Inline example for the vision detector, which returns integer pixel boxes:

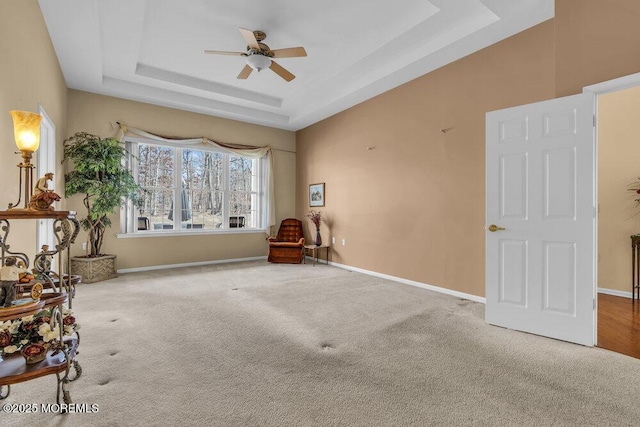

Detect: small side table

[632,235,640,300]
[304,245,330,266]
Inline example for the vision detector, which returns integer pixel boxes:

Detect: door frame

[36,104,56,252]
[584,72,640,346]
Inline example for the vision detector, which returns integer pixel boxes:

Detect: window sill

[116,228,267,239]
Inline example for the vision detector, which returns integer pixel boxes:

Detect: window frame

[120,136,268,236]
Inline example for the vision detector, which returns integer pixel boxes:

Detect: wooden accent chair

[268,218,305,263]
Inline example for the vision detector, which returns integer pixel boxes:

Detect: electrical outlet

[342,239,346,246]
[332,237,336,245]
[82,242,87,251]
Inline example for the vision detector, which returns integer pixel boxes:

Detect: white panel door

[486,93,596,346]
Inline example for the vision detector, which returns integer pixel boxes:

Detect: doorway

[484,71,640,354]
[591,80,640,359]
[36,104,55,252]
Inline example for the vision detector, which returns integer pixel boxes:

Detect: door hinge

[593,298,596,310]
[593,115,597,127]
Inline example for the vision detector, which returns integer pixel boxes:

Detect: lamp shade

[246,54,271,72]
[10,110,42,153]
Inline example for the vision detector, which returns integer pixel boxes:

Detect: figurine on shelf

[29,172,61,211]
[33,244,54,275]
[0,257,26,307]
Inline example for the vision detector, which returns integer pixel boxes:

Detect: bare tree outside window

[134,143,260,231]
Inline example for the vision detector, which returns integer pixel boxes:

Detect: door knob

[488,224,506,232]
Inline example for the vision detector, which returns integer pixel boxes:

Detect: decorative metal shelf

[0,210,82,404]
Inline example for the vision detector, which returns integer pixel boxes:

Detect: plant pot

[70,255,118,284]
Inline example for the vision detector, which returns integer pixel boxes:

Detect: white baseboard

[120,258,634,304]
[117,256,267,274]
[598,287,633,299]
[328,260,486,304]
[118,256,485,304]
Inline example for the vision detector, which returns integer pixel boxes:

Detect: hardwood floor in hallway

[598,293,640,359]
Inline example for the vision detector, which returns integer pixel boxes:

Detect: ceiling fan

[204,28,307,82]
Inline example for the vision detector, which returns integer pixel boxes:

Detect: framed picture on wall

[309,183,325,207]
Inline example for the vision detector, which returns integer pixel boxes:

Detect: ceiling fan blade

[269,60,295,82]
[237,64,253,79]
[204,50,246,56]
[271,47,307,58]
[239,27,260,50]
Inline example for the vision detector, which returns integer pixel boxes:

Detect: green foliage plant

[63,132,139,257]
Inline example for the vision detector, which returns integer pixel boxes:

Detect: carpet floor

[3,260,640,426]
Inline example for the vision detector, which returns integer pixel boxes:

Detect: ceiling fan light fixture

[246,54,271,72]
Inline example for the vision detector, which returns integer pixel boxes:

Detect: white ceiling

[38,0,553,131]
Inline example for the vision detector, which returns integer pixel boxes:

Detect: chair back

[138,217,150,230]
[230,216,245,228]
[276,218,303,242]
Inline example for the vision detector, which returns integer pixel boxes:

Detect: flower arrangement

[0,308,79,356]
[307,210,322,229]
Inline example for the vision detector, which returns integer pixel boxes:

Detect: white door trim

[36,104,56,252]
[583,72,640,96]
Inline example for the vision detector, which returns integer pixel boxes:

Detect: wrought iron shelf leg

[0,385,10,400]
[55,372,61,404]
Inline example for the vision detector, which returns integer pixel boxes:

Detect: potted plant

[63,132,139,283]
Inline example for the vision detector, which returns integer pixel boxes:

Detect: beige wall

[297,0,640,298]
[66,90,296,269]
[297,21,556,297]
[555,0,640,97]
[598,86,640,293]
[0,0,68,258]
